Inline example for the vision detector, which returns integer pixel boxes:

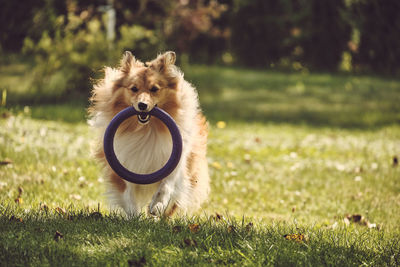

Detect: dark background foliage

[1,0,399,99]
[2,0,399,71]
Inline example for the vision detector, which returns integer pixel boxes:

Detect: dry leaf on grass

[40,203,49,212]
[0,158,12,165]
[55,207,66,215]
[344,214,378,229]
[227,225,236,233]
[183,238,197,247]
[89,211,103,219]
[54,231,64,241]
[128,256,146,267]
[245,222,254,232]
[188,223,200,233]
[1,112,11,119]
[172,225,183,233]
[9,215,23,223]
[284,233,306,242]
[393,156,398,167]
[214,212,224,221]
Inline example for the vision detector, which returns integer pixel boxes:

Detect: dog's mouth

[137,113,151,125]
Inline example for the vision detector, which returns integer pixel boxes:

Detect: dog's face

[112,51,180,125]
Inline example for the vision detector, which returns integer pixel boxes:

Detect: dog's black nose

[138,102,148,111]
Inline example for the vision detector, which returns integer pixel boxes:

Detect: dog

[88,51,209,217]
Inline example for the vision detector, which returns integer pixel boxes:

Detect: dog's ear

[147,51,176,72]
[119,51,139,73]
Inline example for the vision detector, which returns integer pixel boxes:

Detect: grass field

[1,63,400,266]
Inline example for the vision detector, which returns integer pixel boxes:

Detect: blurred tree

[231,0,296,67]
[2,0,400,81]
[350,0,400,74]
[114,0,228,64]
[300,0,351,71]
[230,0,351,71]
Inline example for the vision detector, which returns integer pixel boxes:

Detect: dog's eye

[131,86,139,93]
[150,86,159,93]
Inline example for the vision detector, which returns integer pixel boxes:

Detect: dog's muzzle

[137,113,151,124]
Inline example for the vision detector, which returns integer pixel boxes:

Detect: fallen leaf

[188,223,200,233]
[245,222,253,232]
[54,231,64,241]
[89,211,103,219]
[347,214,362,223]
[40,203,49,212]
[14,198,23,204]
[284,233,305,242]
[128,256,146,267]
[344,214,378,229]
[183,238,197,247]
[0,158,12,165]
[393,156,398,167]
[214,212,224,221]
[1,112,11,119]
[18,186,23,196]
[227,225,236,233]
[55,207,66,215]
[172,225,183,233]
[9,215,23,222]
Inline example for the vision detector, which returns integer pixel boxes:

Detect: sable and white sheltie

[88,51,209,217]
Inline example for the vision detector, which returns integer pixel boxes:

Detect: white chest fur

[113,127,172,175]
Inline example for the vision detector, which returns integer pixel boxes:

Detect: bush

[23,13,161,98]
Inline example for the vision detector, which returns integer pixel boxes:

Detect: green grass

[186,65,400,128]
[1,64,400,266]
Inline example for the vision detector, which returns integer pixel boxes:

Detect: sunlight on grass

[1,111,399,230]
[185,65,400,127]
[1,65,400,265]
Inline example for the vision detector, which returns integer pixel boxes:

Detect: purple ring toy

[103,106,182,184]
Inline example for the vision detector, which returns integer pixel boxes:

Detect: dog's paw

[149,202,165,217]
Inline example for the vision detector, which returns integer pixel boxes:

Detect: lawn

[1,64,400,266]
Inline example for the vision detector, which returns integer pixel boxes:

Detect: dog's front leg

[149,168,183,217]
[122,184,141,218]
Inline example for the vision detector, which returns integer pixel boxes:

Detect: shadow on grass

[185,65,400,129]
[3,65,400,128]
[1,213,398,266]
